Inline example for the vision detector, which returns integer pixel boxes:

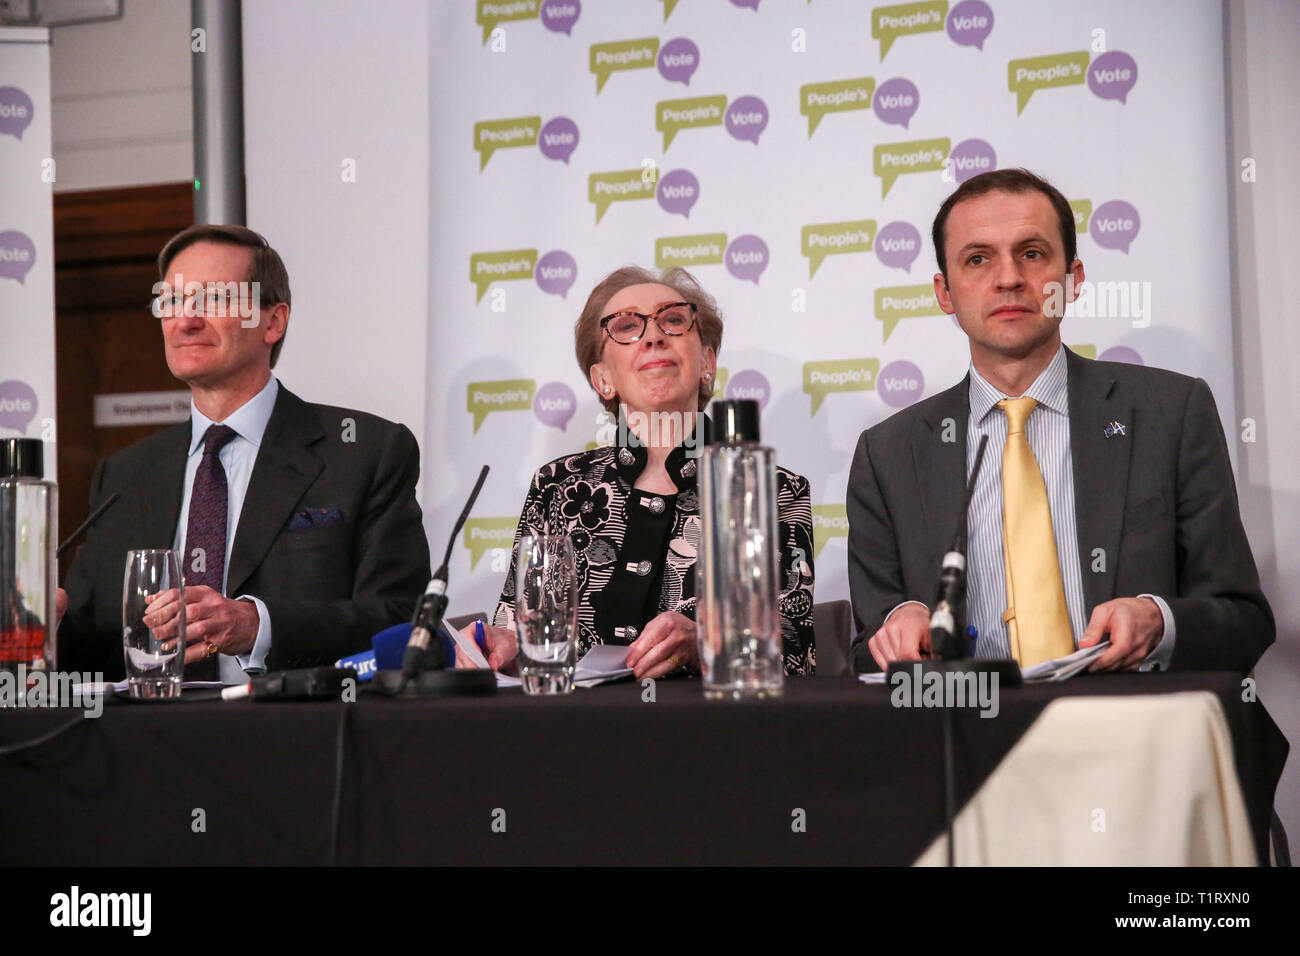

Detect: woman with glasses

[459,266,815,679]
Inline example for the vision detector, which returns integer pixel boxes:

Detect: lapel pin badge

[1103,420,1127,438]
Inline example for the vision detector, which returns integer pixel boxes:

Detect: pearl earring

[603,386,613,395]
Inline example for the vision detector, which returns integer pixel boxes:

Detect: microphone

[930,435,988,660]
[57,492,121,558]
[400,465,490,680]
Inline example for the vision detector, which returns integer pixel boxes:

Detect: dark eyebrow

[955,234,1052,259]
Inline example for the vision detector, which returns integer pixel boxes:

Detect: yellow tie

[997,397,1074,667]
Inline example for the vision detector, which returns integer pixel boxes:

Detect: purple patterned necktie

[184,424,238,679]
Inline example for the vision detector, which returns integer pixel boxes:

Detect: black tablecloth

[0,673,1288,865]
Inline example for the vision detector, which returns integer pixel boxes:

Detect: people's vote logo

[657,169,700,218]
[874,138,949,197]
[658,37,699,85]
[654,232,726,271]
[463,517,519,569]
[803,359,879,415]
[875,285,944,342]
[0,231,37,285]
[476,0,580,43]
[534,250,577,297]
[872,1,947,60]
[474,116,540,170]
[540,0,580,35]
[538,117,579,164]
[801,220,876,279]
[945,0,992,50]
[873,77,919,129]
[724,369,771,410]
[468,379,535,433]
[1069,199,1093,236]
[1009,49,1138,115]
[812,504,849,558]
[948,138,996,183]
[725,235,768,284]
[1089,201,1140,253]
[470,249,538,302]
[589,169,656,224]
[877,360,925,408]
[801,77,875,138]
[0,87,35,141]
[591,37,659,93]
[0,381,38,434]
[874,221,921,273]
[533,381,576,430]
[657,94,768,150]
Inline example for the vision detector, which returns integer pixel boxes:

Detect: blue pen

[474,618,488,654]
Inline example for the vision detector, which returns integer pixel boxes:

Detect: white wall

[242,0,430,452]
[1227,0,1300,850]
[49,0,191,191]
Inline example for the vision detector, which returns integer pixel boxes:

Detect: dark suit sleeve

[846,429,910,673]
[59,460,118,676]
[260,423,431,668]
[1163,379,1274,672]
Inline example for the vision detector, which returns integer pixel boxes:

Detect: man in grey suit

[848,168,1273,674]
[57,225,431,681]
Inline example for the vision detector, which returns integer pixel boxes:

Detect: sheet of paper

[444,620,491,669]
[857,642,1112,685]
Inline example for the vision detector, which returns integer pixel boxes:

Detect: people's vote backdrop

[423,0,1235,618]
[0,28,56,476]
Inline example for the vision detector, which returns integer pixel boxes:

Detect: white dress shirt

[173,375,279,683]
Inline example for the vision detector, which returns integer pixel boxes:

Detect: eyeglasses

[599,302,698,345]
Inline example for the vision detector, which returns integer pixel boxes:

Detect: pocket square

[287,507,344,532]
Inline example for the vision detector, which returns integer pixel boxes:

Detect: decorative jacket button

[647,496,665,515]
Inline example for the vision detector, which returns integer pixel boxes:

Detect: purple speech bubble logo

[538,116,579,164]
[877,360,925,408]
[0,380,38,433]
[725,234,769,284]
[0,87,34,141]
[725,95,768,145]
[1099,346,1144,366]
[1088,51,1138,104]
[949,138,996,184]
[534,381,577,431]
[540,0,580,35]
[0,231,37,285]
[729,0,760,9]
[873,78,919,129]
[875,221,923,273]
[1090,200,1141,254]
[725,369,771,411]
[657,169,700,218]
[657,37,699,86]
[535,250,578,298]
[946,0,994,50]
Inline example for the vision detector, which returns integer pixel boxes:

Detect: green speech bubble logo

[799,77,876,137]
[476,0,539,44]
[812,503,849,558]
[803,358,879,415]
[470,249,538,303]
[463,516,519,569]
[588,169,657,224]
[474,116,540,171]
[1068,343,1096,360]
[656,94,727,151]
[712,366,729,395]
[875,284,943,342]
[1069,198,1093,236]
[873,137,949,198]
[467,378,535,433]
[872,1,947,60]
[1008,50,1090,116]
[590,37,659,94]
[654,232,727,270]
[802,219,877,278]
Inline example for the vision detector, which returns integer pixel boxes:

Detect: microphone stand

[373,466,497,699]
[885,436,1021,866]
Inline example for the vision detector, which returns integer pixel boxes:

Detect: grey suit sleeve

[1164,378,1274,672]
[846,429,909,673]
[261,423,431,668]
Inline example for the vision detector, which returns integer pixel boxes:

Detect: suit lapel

[140,423,190,549]
[1067,350,1132,611]
[226,387,325,596]
[912,376,970,554]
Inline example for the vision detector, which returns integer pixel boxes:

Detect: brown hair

[574,265,724,413]
[157,224,292,368]
[931,167,1077,280]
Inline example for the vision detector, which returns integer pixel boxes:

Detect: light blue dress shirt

[890,347,1175,670]
[173,375,279,683]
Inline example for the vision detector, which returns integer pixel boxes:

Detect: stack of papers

[493,644,634,689]
[856,641,1112,685]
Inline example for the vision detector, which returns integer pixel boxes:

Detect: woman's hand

[625,611,699,679]
[455,622,518,672]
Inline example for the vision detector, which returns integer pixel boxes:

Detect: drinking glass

[122,549,185,698]
[514,534,578,695]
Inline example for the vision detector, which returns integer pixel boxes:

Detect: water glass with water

[514,534,578,695]
[122,549,185,698]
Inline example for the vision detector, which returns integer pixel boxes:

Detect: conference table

[0,671,1287,866]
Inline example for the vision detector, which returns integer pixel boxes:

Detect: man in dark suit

[58,225,430,681]
[847,168,1273,675]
